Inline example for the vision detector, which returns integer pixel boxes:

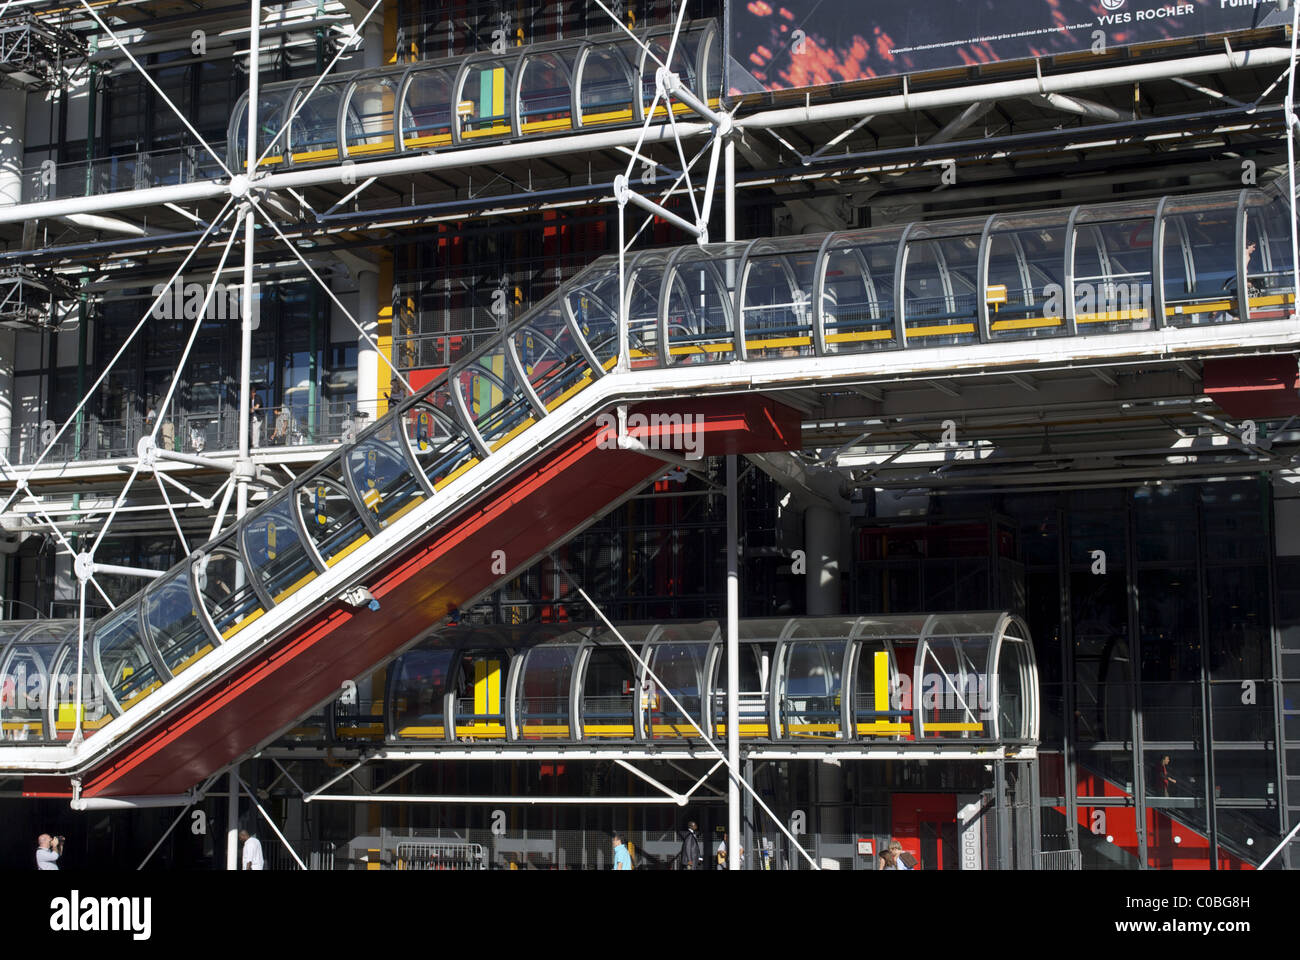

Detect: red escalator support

[23,395,801,798]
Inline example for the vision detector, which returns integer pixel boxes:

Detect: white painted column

[805,504,842,616]
[0,329,13,459]
[355,266,380,425]
[0,84,26,206]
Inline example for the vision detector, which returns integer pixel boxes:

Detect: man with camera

[35,833,61,870]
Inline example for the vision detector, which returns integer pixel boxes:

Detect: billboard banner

[727,1,1286,95]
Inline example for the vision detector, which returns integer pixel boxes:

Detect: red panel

[40,395,799,797]
[891,793,957,870]
[1203,354,1300,419]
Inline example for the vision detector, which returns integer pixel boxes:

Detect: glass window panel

[564,264,621,368]
[624,255,666,369]
[289,83,342,159]
[741,247,817,358]
[452,649,509,739]
[1072,219,1155,333]
[242,498,318,603]
[581,646,635,738]
[346,419,426,528]
[820,239,899,353]
[458,57,515,139]
[51,642,112,740]
[1138,567,1199,683]
[402,68,454,147]
[519,53,572,134]
[453,348,535,451]
[1141,681,1202,742]
[986,225,1067,341]
[666,253,736,364]
[578,45,634,126]
[1205,566,1270,682]
[781,640,844,739]
[513,302,596,409]
[713,643,770,736]
[1162,201,1238,327]
[1,638,55,741]
[344,79,397,154]
[1244,189,1295,320]
[645,642,708,738]
[194,544,264,641]
[390,647,454,739]
[143,571,214,679]
[519,645,576,739]
[902,236,980,345]
[402,395,480,491]
[93,605,164,713]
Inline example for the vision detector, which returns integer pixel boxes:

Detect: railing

[20,143,229,203]
[1036,849,1082,870]
[6,401,358,465]
[395,841,487,870]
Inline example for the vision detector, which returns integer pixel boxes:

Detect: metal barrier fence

[1037,849,1082,870]
[395,841,487,870]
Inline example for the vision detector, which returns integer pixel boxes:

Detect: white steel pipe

[71,794,197,810]
[725,454,740,869]
[737,47,1294,131]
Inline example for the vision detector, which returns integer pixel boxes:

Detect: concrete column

[363,19,384,70]
[0,84,26,206]
[356,267,380,425]
[805,504,842,616]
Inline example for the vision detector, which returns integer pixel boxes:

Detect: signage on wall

[727,1,1284,96]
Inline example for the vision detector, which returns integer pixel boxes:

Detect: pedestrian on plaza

[239,829,264,871]
[35,833,61,870]
[679,820,704,870]
[879,839,914,870]
[612,833,633,871]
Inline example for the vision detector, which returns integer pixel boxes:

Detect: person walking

[35,833,61,870]
[612,833,633,871]
[239,829,264,871]
[679,820,704,870]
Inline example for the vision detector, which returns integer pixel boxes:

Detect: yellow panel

[856,722,911,735]
[489,416,537,452]
[825,329,893,344]
[170,643,215,676]
[455,724,507,738]
[396,725,446,738]
[220,606,265,641]
[402,133,453,150]
[924,722,985,732]
[874,650,889,715]
[908,322,976,337]
[742,335,812,351]
[325,533,372,567]
[989,316,1062,331]
[432,456,481,492]
[273,570,317,604]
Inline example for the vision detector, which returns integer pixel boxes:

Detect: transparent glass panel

[712,644,771,736]
[242,497,318,603]
[578,45,634,126]
[51,641,112,740]
[346,419,426,528]
[853,641,903,739]
[193,543,264,642]
[903,236,980,345]
[452,649,509,739]
[402,68,454,147]
[453,346,535,451]
[986,225,1068,340]
[916,635,992,738]
[997,640,1029,740]
[1,636,55,741]
[512,301,596,410]
[1161,197,1239,327]
[820,237,899,353]
[93,605,164,712]
[519,644,576,739]
[666,252,735,364]
[1244,189,1296,320]
[563,262,621,369]
[289,83,342,159]
[402,393,480,491]
[780,640,844,739]
[581,646,636,739]
[390,647,454,739]
[233,91,290,167]
[645,642,709,739]
[1073,219,1155,333]
[624,254,667,369]
[344,78,398,155]
[458,57,516,139]
[519,53,573,134]
[298,462,371,566]
[143,570,215,679]
[636,33,698,117]
[742,245,818,358]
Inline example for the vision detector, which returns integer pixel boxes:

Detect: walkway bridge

[0,180,1295,798]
